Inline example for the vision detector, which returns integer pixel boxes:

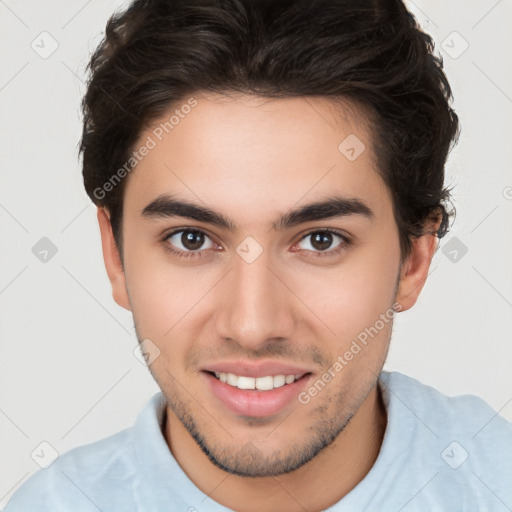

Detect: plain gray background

[1,0,511,507]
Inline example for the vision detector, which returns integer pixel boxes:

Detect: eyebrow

[141,193,374,231]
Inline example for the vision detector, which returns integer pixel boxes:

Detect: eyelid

[162,226,351,258]
[166,229,216,253]
[162,226,218,242]
[160,228,215,261]
[298,226,351,241]
[295,228,350,253]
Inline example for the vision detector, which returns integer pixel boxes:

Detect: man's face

[115,94,403,476]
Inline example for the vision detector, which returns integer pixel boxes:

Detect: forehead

[123,93,392,226]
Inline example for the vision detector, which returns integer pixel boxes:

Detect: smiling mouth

[207,371,307,391]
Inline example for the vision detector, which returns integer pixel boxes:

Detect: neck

[164,383,387,512]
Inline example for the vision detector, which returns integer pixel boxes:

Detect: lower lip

[204,372,311,418]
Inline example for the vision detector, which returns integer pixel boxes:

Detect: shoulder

[4,392,166,511]
[381,370,512,439]
[4,427,136,512]
[379,371,512,507]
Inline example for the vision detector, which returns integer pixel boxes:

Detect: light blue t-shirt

[4,371,512,511]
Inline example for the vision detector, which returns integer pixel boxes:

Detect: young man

[6,0,511,510]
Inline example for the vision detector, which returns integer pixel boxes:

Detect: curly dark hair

[79,0,459,264]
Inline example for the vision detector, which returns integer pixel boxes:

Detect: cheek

[127,265,200,378]
[305,232,400,343]
[128,268,200,335]
[124,219,400,350]
[125,242,220,346]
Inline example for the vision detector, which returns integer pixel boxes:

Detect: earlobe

[97,207,131,311]
[395,231,439,312]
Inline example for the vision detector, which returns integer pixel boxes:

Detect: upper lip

[202,360,312,378]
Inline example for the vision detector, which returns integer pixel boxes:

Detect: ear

[395,218,441,312]
[97,207,131,311]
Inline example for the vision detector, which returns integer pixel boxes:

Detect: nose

[214,247,296,352]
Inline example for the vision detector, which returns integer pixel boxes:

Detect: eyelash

[161,228,351,260]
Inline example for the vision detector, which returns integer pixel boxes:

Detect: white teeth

[273,375,286,388]
[256,376,274,390]
[227,373,238,386]
[214,372,300,390]
[237,376,256,390]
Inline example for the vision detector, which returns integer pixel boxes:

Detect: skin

[98,93,439,512]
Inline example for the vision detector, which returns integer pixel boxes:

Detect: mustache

[186,341,330,370]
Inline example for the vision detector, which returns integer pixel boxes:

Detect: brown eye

[297,230,349,255]
[311,232,334,251]
[165,229,214,253]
